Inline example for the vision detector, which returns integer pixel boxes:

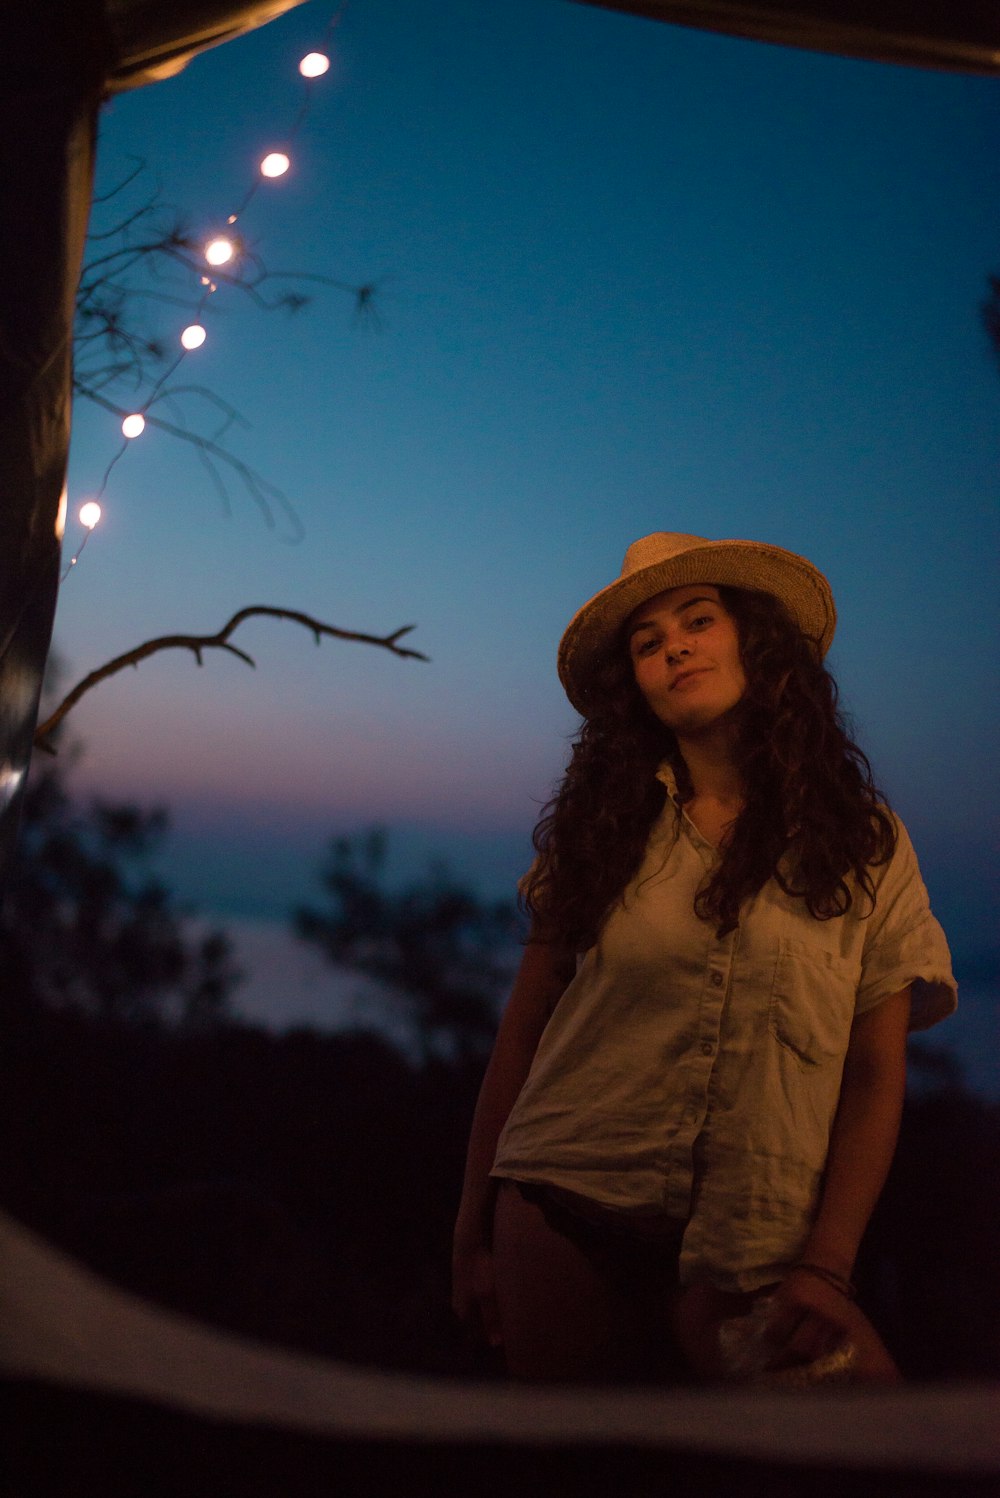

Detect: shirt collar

[655,759,682,805]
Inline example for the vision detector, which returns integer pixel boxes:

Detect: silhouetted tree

[6,803,997,1379]
[1,749,238,1028]
[862,1057,1000,1379]
[294,829,522,1060]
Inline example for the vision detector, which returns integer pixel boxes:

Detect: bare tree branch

[73,182,384,530]
[75,388,303,537]
[34,608,428,753]
[89,155,147,207]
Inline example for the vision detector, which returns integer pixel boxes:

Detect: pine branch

[34,607,428,753]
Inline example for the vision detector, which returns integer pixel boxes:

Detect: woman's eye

[634,636,659,657]
[687,613,713,630]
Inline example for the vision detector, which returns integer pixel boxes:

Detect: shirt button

[710,971,724,988]
[701,1040,714,1056]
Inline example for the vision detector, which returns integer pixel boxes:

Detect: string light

[70,11,341,582]
[260,152,290,178]
[299,52,330,78]
[61,499,103,578]
[205,236,235,266]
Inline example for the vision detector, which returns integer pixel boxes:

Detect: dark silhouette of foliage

[294,829,523,1060]
[4,978,996,1381]
[1,994,488,1375]
[3,784,996,1381]
[0,753,238,1028]
[860,1061,1000,1380]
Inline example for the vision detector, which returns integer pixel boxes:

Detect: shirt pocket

[769,937,858,1066]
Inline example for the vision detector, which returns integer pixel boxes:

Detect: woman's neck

[675,726,744,806]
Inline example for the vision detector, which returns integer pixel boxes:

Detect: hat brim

[558,539,836,716]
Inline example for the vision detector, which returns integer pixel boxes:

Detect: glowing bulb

[121,413,145,439]
[260,151,290,178]
[205,236,235,267]
[299,52,329,78]
[79,501,102,530]
[181,324,207,350]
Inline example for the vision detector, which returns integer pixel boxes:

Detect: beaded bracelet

[794,1261,857,1300]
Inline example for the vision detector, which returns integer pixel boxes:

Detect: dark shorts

[512,1181,685,1294]
[501,1181,690,1382]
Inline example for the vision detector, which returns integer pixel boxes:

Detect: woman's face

[627,584,746,737]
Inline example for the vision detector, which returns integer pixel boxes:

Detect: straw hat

[558,531,836,715]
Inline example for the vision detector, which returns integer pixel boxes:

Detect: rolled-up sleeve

[856,817,957,1031]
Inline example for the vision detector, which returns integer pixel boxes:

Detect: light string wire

[62,4,349,580]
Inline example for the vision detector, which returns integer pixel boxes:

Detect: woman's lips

[670,667,711,691]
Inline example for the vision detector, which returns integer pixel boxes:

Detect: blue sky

[55,0,998,1045]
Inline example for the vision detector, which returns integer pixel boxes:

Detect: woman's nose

[665,639,692,665]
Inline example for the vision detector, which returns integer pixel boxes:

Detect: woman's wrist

[798,1231,858,1286]
[792,1261,857,1300]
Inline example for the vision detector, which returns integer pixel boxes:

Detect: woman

[452,531,956,1385]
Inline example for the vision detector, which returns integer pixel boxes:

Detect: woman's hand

[761,1266,854,1368]
[451,1240,503,1348]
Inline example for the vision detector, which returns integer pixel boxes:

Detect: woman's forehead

[629,583,723,625]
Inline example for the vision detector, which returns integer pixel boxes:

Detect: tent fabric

[1,1211,998,1472]
[578,1,1000,74]
[103,0,308,92]
[0,0,109,882]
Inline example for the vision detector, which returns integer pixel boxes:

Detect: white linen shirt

[491,763,957,1292]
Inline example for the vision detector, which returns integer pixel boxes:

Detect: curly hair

[523,585,896,949]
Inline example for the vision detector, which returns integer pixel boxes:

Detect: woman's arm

[766,984,912,1369]
[451,936,575,1343]
[801,983,911,1282]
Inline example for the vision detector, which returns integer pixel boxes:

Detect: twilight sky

[55,0,997,1049]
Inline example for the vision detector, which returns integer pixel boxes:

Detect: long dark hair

[523,585,896,949]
